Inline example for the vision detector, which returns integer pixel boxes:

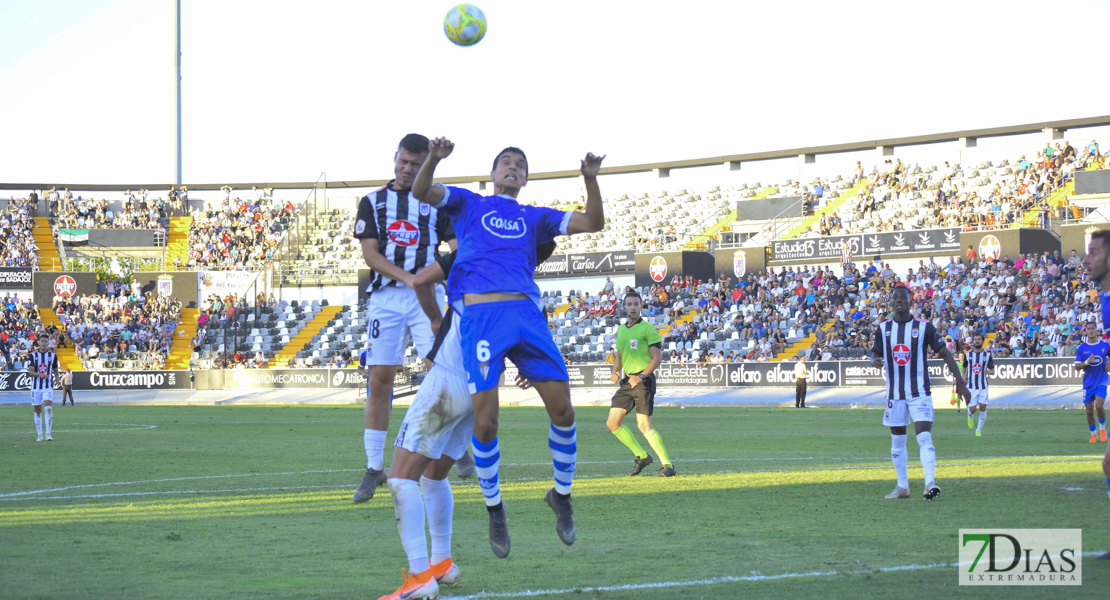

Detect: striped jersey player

[351,134,456,504]
[963,333,995,436]
[28,336,60,441]
[871,285,969,501]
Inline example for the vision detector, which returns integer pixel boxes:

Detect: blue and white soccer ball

[444,4,487,47]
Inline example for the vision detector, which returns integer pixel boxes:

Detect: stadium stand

[3,124,1109,375]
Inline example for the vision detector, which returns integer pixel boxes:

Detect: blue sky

[3,0,1110,186]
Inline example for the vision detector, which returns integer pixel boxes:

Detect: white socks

[977,411,987,432]
[891,434,909,489]
[34,413,43,435]
[364,429,386,470]
[387,478,430,574]
[917,431,936,485]
[420,476,453,565]
[44,406,52,435]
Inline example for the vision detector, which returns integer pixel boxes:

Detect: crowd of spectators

[641,245,1095,365]
[54,290,184,370]
[800,141,1099,239]
[0,294,54,371]
[181,196,295,270]
[0,202,38,268]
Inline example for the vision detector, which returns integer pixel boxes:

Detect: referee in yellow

[606,290,675,477]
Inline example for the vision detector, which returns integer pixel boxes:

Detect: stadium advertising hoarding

[533,251,635,279]
[735,196,803,221]
[133,272,200,308]
[0,267,33,288]
[1074,169,1110,195]
[770,228,961,262]
[32,271,97,307]
[0,371,62,392]
[197,270,265,299]
[1060,223,1110,257]
[195,368,364,390]
[499,358,1083,389]
[960,229,1060,263]
[74,370,191,390]
[633,251,715,288]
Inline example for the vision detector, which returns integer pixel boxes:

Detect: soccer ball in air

[444,4,487,47]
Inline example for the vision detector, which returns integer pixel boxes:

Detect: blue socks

[549,423,577,496]
[472,436,501,507]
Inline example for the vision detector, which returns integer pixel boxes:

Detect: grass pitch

[1,403,1107,599]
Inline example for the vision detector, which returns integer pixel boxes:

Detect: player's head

[972,332,984,350]
[890,285,912,317]
[622,290,643,320]
[1085,320,1101,342]
[393,133,430,190]
[491,147,529,192]
[1085,230,1110,285]
[37,335,49,351]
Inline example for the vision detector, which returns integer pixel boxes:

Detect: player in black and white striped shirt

[963,333,995,437]
[351,134,458,503]
[872,285,969,501]
[28,336,60,441]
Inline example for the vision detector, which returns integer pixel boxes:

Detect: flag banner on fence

[59,229,89,246]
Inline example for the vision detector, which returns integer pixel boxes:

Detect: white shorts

[365,285,445,366]
[970,388,989,406]
[31,390,54,406]
[394,366,473,461]
[882,395,934,427]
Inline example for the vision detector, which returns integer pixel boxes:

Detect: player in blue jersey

[1074,321,1109,443]
[1082,229,1110,509]
[412,137,605,557]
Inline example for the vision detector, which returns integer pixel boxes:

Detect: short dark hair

[493,147,528,176]
[398,133,429,155]
[623,290,642,303]
[892,285,911,297]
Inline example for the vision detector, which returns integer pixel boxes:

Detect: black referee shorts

[610,373,657,416]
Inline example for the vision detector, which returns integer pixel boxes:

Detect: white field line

[0,423,158,435]
[441,553,1106,600]
[0,457,1101,502]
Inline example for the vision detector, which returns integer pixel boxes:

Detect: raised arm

[412,137,453,206]
[566,153,606,235]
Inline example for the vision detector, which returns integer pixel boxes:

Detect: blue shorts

[1084,384,1107,405]
[461,299,568,394]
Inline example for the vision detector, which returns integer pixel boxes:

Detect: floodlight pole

[174,0,182,185]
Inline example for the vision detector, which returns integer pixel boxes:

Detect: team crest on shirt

[892,344,911,366]
[419,203,430,216]
[388,220,419,246]
[630,339,638,349]
[355,219,366,235]
[972,364,983,374]
[911,329,919,338]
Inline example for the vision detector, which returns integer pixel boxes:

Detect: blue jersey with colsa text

[1101,291,1110,333]
[434,184,570,307]
[1076,339,1110,390]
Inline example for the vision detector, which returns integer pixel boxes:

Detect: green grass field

[1,403,1107,599]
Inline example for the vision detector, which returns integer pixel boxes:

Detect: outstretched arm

[412,137,453,206]
[566,153,606,234]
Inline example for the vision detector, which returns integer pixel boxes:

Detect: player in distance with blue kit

[1082,229,1110,511]
[412,137,605,557]
[1074,321,1109,444]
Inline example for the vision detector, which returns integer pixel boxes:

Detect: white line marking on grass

[0,469,351,499]
[0,423,158,436]
[442,553,1107,599]
[2,456,1101,502]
